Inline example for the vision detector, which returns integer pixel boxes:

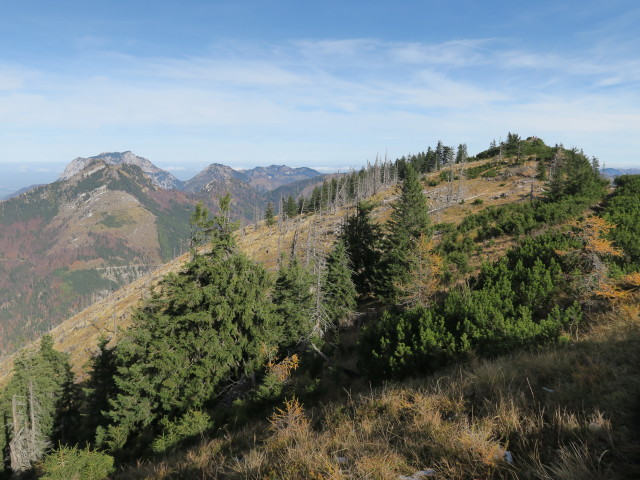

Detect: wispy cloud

[0,36,638,168]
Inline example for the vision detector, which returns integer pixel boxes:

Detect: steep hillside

[108,168,639,480]
[0,160,196,356]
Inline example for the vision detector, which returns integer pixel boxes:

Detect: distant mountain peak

[59,151,183,190]
[242,165,322,192]
[184,163,322,194]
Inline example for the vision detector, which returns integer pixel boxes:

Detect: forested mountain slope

[0,160,196,355]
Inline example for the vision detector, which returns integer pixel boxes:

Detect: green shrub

[358,307,456,379]
[605,175,640,268]
[359,233,584,380]
[40,445,114,480]
[152,410,213,454]
[472,198,484,205]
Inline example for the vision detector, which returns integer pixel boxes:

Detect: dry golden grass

[111,290,640,479]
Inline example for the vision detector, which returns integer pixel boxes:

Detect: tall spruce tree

[322,240,357,327]
[341,200,383,297]
[80,336,117,446]
[546,148,607,203]
[379,164,431,302]
[96,198,280,452]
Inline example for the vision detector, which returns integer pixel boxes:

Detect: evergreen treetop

[272,254,315,351]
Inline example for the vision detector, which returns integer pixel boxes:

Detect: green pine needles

[97,199,280,452]
[379,164,431,302]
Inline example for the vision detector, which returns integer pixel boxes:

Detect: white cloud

[389,39,491,67]
[0,37,639,169]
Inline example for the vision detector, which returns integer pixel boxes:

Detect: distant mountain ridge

[183,163,247,193]
[1,184,46,200]
[603,167,640,178]
[241,165,323,192]
[0,152,329,355]
[58,152,323,194]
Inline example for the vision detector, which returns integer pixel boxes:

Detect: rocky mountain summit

[183,163,247,193]
[58,151,184,190]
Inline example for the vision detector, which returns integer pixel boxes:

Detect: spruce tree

[322,240,357,327]
[265,202,276,226]
[97,199,279,452]
[80,337,117,445]
[284,195,298,218]
[341,200,383,297]
[546,148,607,203]
[272,255,315,350]
[379,164,431,302]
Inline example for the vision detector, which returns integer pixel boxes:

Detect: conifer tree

[379,164,431,302]
[322,240,357,327]
[341,200,383,297]
[546,148,607,203]
[272,255,315,350]
[0,336,75,474]
[80,336,116,445]
[265,202,276,226]
[284,195,298,218]
[97,198,279,452]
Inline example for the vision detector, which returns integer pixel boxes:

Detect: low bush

[39,445,114,480]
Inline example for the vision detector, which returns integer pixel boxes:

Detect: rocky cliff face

[58,151,184,190]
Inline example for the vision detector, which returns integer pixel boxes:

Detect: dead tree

[9,394,29,475]
[457,162,465,203]
[9,381,49,475]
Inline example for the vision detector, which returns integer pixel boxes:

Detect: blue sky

[1,0,639,195]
